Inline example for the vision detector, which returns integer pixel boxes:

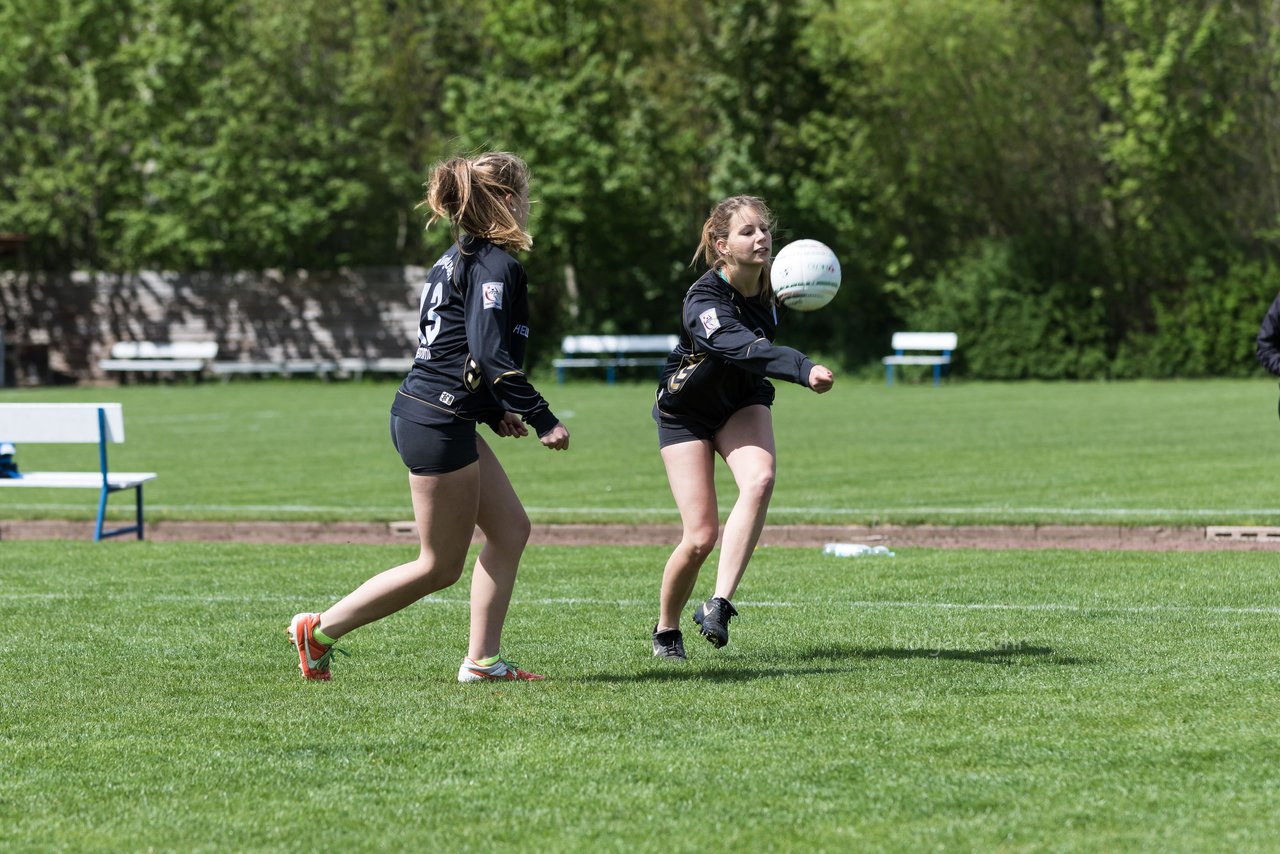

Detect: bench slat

[100,359,207,372]
[552,357,669,367]
[890,332,957,350]
[560,334,679,354]
[0,471,157,488]
[111,341,218,359]
[0,402,126,443]
[882,355,952,366]
[211,361,285,374]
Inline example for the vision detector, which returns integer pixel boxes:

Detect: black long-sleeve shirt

[655,268,815,427]
[391,237,558,436]
[1258,292,1280,376]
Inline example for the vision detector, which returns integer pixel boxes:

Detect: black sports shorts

[652,396,773,449]
[389,414,478,475]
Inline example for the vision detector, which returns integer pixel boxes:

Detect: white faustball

[771,239,841,312]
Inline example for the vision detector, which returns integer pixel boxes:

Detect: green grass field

[2,377,1279,526]
[3,541,1279,851]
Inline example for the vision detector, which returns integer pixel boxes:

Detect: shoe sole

[458,665,546,682]
[699,627,728,648]
[693,601,734,648]
[693,610,728,648]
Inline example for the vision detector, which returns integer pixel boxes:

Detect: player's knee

[742,467,776,503]
[484,510,531,554]
[505,512,532,550]
[684,525,718,559]
[414,552,466,588]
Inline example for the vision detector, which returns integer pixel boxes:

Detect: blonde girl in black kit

[650,196,835,659]
[288,151,570,683]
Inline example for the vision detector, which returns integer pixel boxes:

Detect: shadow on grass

[809,643,1094,667]
[576,642,1093,683]
[577,665,839,684]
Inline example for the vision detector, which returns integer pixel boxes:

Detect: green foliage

[433,0,710,348]
[1123,255,1280,377]
[2,0,1279,375]
[896,240,1111,379]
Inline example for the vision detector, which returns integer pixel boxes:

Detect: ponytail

[419,151,532,252]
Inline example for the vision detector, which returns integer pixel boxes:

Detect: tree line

[3,0,1278,377]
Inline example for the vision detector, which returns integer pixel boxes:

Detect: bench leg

[135,484,145,540]
[94,484,145,541]
[94,485,109,542]
[885,364,894,386]
[933,364,941,386]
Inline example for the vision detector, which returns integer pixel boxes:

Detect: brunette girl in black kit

[289,151,570,683]
[650,196,835,659]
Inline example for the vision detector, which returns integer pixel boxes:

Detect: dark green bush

[895,241,1110,379]
[1121,256,1280,378]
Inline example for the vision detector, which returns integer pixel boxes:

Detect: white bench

[882,332,958,386]
[553,334,679,383]
[99,341,218,378]
[340,358,413,381]
[0,402,156,540]
[210,357,412,381]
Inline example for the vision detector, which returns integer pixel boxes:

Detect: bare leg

[711,405,776,601]
[318,462,479,639]
[467,435,532,661]
[657,439,718,630]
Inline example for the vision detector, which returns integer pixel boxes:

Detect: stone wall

[0,267,425,384]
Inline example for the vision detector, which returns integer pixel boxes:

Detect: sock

[313,626,337,646]
[474,654,501,667]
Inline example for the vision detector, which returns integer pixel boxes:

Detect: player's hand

[492,412,528,438]
[540,422,570,450]
[809,364,834,393]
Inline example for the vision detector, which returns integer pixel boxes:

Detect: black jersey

[655,268,815,427]
[391,237,559,436]
[1258,291,1280,376]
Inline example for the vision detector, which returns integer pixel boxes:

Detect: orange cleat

[287,612,347,681]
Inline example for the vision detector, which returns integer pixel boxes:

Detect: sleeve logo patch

[698,308,721,336]
[481,282,503,310]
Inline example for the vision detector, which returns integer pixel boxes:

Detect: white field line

[7,502,1280,518]
[3,592,1278,616]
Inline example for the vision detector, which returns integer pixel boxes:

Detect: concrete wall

[0,267,425,384]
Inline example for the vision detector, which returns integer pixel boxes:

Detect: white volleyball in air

[771,239,841,312]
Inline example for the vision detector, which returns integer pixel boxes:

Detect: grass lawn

[3,540,1279,851]
[2,377,1279,527]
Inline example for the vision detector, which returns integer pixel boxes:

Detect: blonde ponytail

[419,151,533,252]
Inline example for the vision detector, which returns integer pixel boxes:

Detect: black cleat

[651,626,687,660]
[692,597,738,648]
